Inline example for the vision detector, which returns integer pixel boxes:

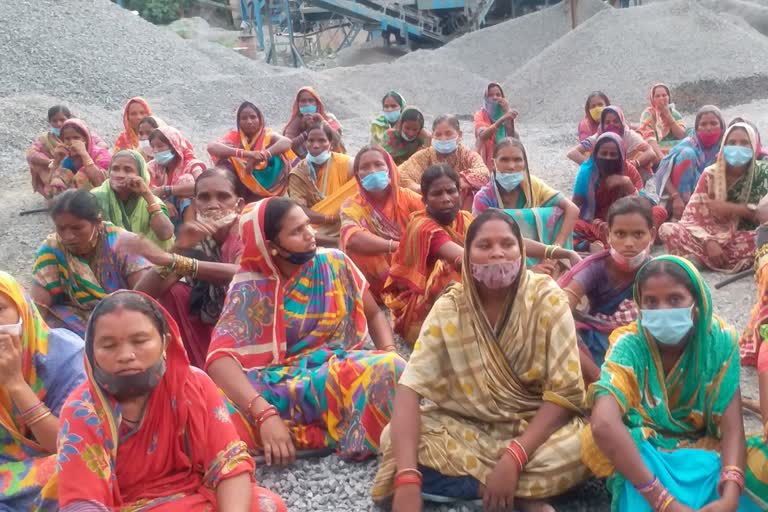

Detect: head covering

[641,83,683,142]
[114,97,153,151]
[710,122,758,203]
[147,125,204,187]
[287,87,328,122]
[491,139,535,206]
[482,82,506,121]
[598,106,628,136]
[572,132,627,222]
[379,106,426,164]
[60,118,112,166]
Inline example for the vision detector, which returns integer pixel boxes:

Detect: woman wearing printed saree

[559,197,654,383]
[582,256,762,512]
[638,83,686,160]
[113,96,153,152]
[30,190,151,337]
[55,290,286,512]
[578,91,610,142]
[0,271,85,511]
[373,209,589,512]
[287,123,355,245]
[572,132,666,252]
[399,114,490,210]
[208,101,293,203]
[474,82,520,169]
[137,115,160,162]
[380,106,430,165]
[340,145,424,299]
[659,122,768,273]
[47,118,111,199]
[370,90,407,146]
[654,105,725,220]
[283,86,345,160]
[91,150,174,250]
[206,196,405,465]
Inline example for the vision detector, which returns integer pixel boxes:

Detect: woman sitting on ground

[283,86,345,160]
[638,83,686,161]
[55,290,286,511]
[582,255,762,512]
[136,115,160,162]
[578,91,610,142]
[659,122,768,273]
[399,114,489,210]
[474,82,520,169]
[148,125,207,224]
[206,197,405,465]
[113,96,153,152]
[653,105,725,220]
[372,210,589,512]
[30,190,150,337]
[370,90,407,146]
[46,119,111,198]
[91,150,174,250]
[0,272,85,511]
[127,168,245,368]
[340,145,424,299]
[559,197,654,383]
[287,123,355,246]
[380,106,430,165]
[208,101,293,202]
[571,132,667,252]
[567,106,657,180]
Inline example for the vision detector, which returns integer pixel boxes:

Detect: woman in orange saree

[283,86,345,161]
[113,97,153,152]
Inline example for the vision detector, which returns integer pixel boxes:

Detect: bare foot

[518,498,556,512]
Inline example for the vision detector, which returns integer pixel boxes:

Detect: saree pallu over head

[474,82,516,168]
[370,90,406,144]
[380,106,427,165]
[580,106,649,160]
[581,256,740,487]
[282,87,344,146]
[54,119,112,190]
[573,132,628,223]
[206,198,370,371]
[114,97,152,151]
[56,291,257,509]
[638,83,685,144]
[147,125,206,189]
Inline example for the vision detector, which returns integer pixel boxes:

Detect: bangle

[718,467,745,496]
[453,254,463,267]
[19,401,46,419]
[171,254,198,278]
[246,394,262,415]
[635,476,660,494]
[26,409,52,427]
[395,468,423,479]
[383,344,397,352]
[388,239,394,253]
[653,488,670,511]
[236,149,244,158]
[659,496,675,512]
[394,474,423,489]
[504,445,524,471]
[255,406,279,428]
[82,158,95,167]
[147,203,162,215]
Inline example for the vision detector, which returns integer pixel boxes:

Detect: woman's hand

[0,333,24,389]
[697,497,738,512]
[564,249,582,267]
[176,220,216,249]
[115,232,173,267]
[164,200,179,220]
[604,174,629,191]
[672,196,685,219]
[49,177,67,195]
[531,260,557,276]
[126,176,150,197]
[53,144,69,163]
[483,452,519,511]
[704,240,726,267]
[245,151,266,163]
[392,484,423,512]
[69,140,89,159]
[259,415,295,466]
[707,199,733,221]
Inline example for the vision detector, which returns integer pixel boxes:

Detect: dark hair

[492,137,528,162]
[138,116,160,130]
[607,196,654,230]
[420,163,459,197]
[236,101,261,128]
[432,114,460,132]
[353,144,389,175]
[148,128,176,154]
[263,197,298,242]
[651,84,671,100]
[695,105,724,132]
[381,91,405,108]
[306,123,335,142]
[593,135,624,172]
[727,117,758,141]
[465,208,521,252]
[194,167,239,196]
[50,189,102,223]
[636,259,696,299]
[584,91,610,116]
[89,291,169,341]
[400,107,424,127]
[48,105,72,121]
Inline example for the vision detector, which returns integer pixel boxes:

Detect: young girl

[370,90,407,145]
[559,196,655,383]
[380,107,430,165]
[578,91,610,142]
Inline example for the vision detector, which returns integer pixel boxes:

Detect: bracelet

[659,496,675,512]
[653,488,670,512]
[544,245,556,259]
[147,203,162,215]
[635,476,660,494]
[19,401,46,419]
[255,406,279,428]
[395,468,423,479]
[718,467,745,496]
[246,394,262,415]
[388,239,394,253]
[26,409,53,427]
[236,149,244,158]
[504,445,525,471]
[171,254,198,278]
[394,474,423,489]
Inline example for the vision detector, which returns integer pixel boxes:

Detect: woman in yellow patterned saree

[373,209,589,512]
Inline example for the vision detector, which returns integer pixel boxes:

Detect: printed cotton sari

[369,90,406,146]
[207,198,405,459]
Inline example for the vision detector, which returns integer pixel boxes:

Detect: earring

[271,249,278,256]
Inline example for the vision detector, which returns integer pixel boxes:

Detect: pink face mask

[605,124,623,135]
[697,130,722,148]
[610,246,650,273]
[470,259,521,289]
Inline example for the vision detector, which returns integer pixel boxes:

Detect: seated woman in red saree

[55,290,286,512]
[282,86,345,161]
[207,101,293,203]
[340,145,424,299]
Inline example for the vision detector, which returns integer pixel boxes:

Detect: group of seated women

[8,82,768,511]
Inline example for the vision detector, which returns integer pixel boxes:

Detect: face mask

[641,305,694,346]
[282,248,316,266]
[597,157,622,175]
[153,150,175,166]
[697,130,722,148]
[383,110,401,124]
[0,318,22,336]
[427,205,459,226]
[484,99,500,114]
[432,138,458,155]
[93,357,166,401]
[605,124,623,135]
[589,106,604,122]
[610,246,649,273]
[361,170,390,192]
[471,259,521,289]
[307,150,331,165]
[138,139,154,156]
[401,131,417,142]
[196,210,237,229]
[495,171,524,192]
[299,104,318,115]
[50,126,61,137]
[723,145,753,167]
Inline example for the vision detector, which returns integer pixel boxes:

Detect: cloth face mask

[640,305,694,345]
[361,170,390,192]
[50,126,62,137]
[723,145,753,167]
[697,130,722,148]
[299,104,318,115]
[610,246,650,273]
[93,357,166,401]
[307,150,331,165]
[496,171,524,192]
[432,138,458,155]
[0,318,22,336]
[383,110,401,124]
[589,106,604,123]
[470,259,521,289]
[153,150,175,166]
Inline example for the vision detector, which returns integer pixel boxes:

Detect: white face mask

[0,318,22,336]
[138,139,153,156]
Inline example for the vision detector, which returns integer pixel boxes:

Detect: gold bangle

[171,254,198,278]
[147,203,162,215]
[659,496,675,512]
[26,409,52,427]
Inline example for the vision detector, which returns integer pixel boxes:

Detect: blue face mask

[361,170,390,192]
[299,104,318,115]
[723,145,753,167]
[640,305,694,346]
[50,126,61,137]
[383,110,401,124]
[153,150,175,166]
[496,171,524,192]
[432,138,458,155]
[307,150,331,165]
